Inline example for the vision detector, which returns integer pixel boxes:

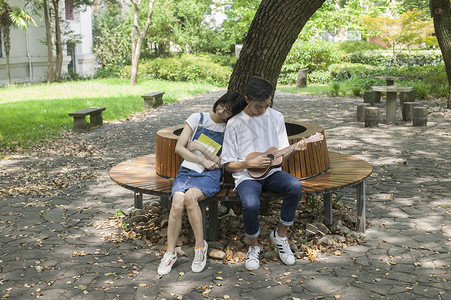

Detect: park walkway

[1,90,450,299]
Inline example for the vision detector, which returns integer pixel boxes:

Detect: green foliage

[92,9,131,71]
[0,78,221,152]
[222,0,261,44]
[120,54,232,85]
[328,81,341,97]
[338,41,385,54]
[320,63,448,99]
[346,50,443,67]
[279,40,341,84]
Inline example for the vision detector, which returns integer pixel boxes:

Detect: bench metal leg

[134,192,143,209]
[356,181,366,232]
[323,193,333,225]
[160,194,169,208]
[199,200,208,241]
[207,199,219,241]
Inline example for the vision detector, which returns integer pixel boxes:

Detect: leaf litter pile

[100,196,365,263]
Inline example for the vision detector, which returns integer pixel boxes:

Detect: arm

[175,123,218,170]
[282,138,307,161]
[224,155,271,173]
[188,140,221,166]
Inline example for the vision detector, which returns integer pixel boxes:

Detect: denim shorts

[170,166,221,200]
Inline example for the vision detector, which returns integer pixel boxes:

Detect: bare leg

[166,192,185,253]
[277,223,289,238]
[184,187,207,248]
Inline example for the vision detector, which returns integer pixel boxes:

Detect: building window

[65,0,74,20]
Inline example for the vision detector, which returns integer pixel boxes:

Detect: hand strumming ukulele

[246,133,324,179]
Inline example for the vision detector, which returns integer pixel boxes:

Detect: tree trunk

[52,0,62,81]
[228,0,325,94]
[0,3,11,86]
[1,23,10,86]
[43,0,53,83]
[430,0,451,108]
[130,0,156,86]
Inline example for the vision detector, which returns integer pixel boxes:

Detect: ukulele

[246,132,324,179]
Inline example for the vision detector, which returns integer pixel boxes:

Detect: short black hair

[245,76,274,101]
[213,91,246,118]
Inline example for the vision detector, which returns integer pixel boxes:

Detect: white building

[0,0,96,85]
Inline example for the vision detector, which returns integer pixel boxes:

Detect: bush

[326,63,447,99]
[346,50,443,67]
[120,54,232,85]
[338,41,385,54]
[279,40,341,84]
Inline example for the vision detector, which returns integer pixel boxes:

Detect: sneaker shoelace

[193,247,205,264]
[247,246,260,260]
[161,252,175,265]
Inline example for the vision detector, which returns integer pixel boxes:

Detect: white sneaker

[158,252,177,275]
[192,240,208,273]
[270,230,295,265]
[245,246,260,271]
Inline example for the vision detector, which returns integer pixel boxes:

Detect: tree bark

[130,0,156,86]
[228,0,325,95]
[43,0,53,83]
[431,0,451,108]
[0,3,11,86]
[52,0,62,81]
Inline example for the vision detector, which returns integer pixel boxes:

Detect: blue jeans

[236,171,302,238]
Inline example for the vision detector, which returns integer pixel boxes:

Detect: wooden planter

[156,121,330,182]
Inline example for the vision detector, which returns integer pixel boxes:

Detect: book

[181,133,222,173]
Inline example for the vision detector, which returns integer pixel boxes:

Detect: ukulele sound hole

[267,154,275,161]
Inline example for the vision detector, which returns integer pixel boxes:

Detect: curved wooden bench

[110,152,372,240]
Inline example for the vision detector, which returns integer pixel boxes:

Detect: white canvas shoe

[270,230,295,265]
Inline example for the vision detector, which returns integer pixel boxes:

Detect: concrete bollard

[363,91,381,105]
[357,103,371,122]
[399,90,415,106]
[296,68,308,88]
[412,106,428,126]
[402,102,415,122]
[364,107,379,127]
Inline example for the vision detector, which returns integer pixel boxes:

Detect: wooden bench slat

[110,151,372,236]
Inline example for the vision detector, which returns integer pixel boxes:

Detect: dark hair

[213,91,246,118]
[245,76,274,101]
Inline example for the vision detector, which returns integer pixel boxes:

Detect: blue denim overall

[171,113,224,200]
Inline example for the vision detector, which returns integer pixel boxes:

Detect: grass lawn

[0,78,222,152]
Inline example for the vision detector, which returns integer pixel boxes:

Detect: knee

[184,190,201,210]
[241,196,260,213]
[286,178,302,195]
[171,193,185,213]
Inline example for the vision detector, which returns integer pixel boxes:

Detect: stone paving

[1,90,450,300]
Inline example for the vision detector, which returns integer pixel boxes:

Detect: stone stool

[357,103,371,122]
[412,106,428,126]
[402,102,415,122]
[363,91,381,105]
[400,90,415,106]
[364,107,379,127]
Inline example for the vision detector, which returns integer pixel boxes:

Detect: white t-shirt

[221,107,289,187]
[186,112,227,139]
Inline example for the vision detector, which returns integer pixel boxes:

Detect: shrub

[279,40,341,84]
[338,41,385,54]
[120,54,232,85]
[326,63,447,99]
[346,50,443,67]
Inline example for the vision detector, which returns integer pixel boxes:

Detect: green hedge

[338,41,385,54]
[346,50,443,67]
[120,54,232,85]
[327,63,448,99]
[279,40,341,84]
